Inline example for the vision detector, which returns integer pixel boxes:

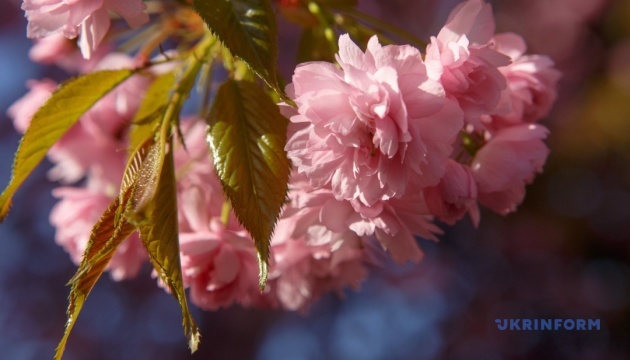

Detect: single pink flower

[285,34,463,206]
[346,196,441,264]
[179,216,262,310]
[425,0,510,125]
[269,227,367,311]
[424,159,480,226]
[487,33,562,128]
[471,124,549,215]
[49,186,147,281]
[23,0,148,59]
[284,174,439,265]
[268,174,369,311]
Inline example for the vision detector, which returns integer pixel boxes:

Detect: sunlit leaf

[132,136,201,352]
[129,72,176,151]
[127,139,163,215]
[206,79,290,290]
[54,137,157,360]
[192,0,284,98]
[54,189,136,360]
[0,69,134,222]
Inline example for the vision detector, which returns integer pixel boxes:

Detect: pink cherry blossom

[487,32,562,128]
[268,174,370,311]
[425,0,510,125]
[471,124,549,215]
[282,174,439,265]
[269,226,368,311]
[424,159,480,226]
[49,186,147,281]
[346,196,441,264]
[23,0,148,59]
[179,216,262,310]
[285,34,463,206]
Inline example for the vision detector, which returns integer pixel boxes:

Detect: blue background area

[1,1,629,359]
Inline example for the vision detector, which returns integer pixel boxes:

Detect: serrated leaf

[132,137,201,352]
[55,137,155,360]
[192,0,283,98]
[121,137,157,195]
[0,69,134,222]
[127,140,163,215]
[129,72,176,151]
[206,79,290,290]
[69,137,156,282]
[55,189,136,360]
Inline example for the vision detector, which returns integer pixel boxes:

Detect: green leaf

[129,72,176,151]
[192,0,283,98]
[131,136,201,352]
[0,69,134,222]
[55,189,136,360]
[206,79,290,290]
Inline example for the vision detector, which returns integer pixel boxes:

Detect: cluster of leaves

[0,0,427,358]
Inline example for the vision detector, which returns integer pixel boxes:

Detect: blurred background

[1,0,629,359]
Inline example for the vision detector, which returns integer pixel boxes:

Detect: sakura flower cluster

[283,0,560,262]
[8,0,559,311]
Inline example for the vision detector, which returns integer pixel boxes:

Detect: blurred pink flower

[47,124,127,184]
[471,124,549,215]
[424,159,480,226]
[29,32,74,64]
[487,32,561,128]
[8,53,150,184]
[268,175,370,311]
[29,32,110,73]
[23,0,148,59]
[285,34,462,206]
[7,78,57,133]
[48,53,148,184]
[49,186,147,281]
[425,0,510,126]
